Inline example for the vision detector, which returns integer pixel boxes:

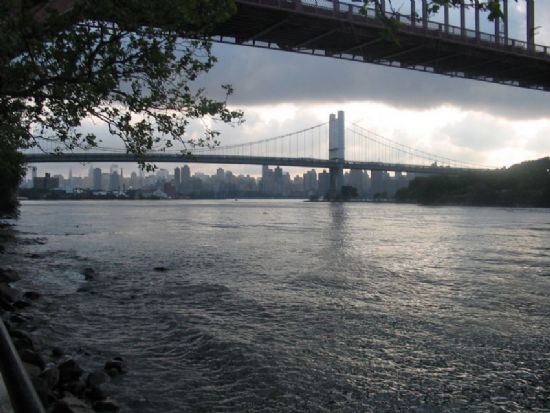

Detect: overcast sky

[32,1,550,179]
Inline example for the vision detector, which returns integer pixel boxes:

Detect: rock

[52,347,64,358]
[10,313,27,324]
[86,371,109,388]
[0,282,20,302]
[40,366,60,390]
[153,266,169,272]
[83,386,107,402]
[104,358,127,377]
[82,268,96,281]
[92,399,119,412]
[50,394,95,413]
[23,361,43,379]
[0,296,14,311]
[62,379,87,398]
[58,359,84,383]
[32,376,54,407]
[23,291,41,300]
[10,329,35,349]
[19,348,46,369]
[0,268,20,283]
[13,300,32,309]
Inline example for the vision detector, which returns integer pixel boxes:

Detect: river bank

[0,221,125,412]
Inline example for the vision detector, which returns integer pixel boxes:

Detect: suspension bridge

[23,111,491,196]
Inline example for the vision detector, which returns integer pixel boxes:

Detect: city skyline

[24,163,415,199]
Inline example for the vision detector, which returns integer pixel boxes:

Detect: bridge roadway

[212,0,550,91]
[23,152,487,175]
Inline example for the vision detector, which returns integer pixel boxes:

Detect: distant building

[33,173,59,190]
[109,171,120,192]
[318,170,330,197]
[93,168,102,191]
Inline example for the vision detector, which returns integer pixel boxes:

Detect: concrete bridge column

[475,0,480,41]
[526,0,535,51]
[421,0,428,29]
[460,1,466,37]
[444,3,449,33]
[329,111,345,198]
[503,0,509,43]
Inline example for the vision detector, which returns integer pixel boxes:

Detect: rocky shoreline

[0,221,125,413]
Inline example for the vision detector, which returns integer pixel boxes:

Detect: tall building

[174,167,181,192]
[318,170,330,197]
[371,170,390,197]
[129,171,139,189]
[93,168,102,191]
[31,167,37,188]
[109,170,120,192]
[181,165,190,180]
[303,169,317,194]
[33,173,59,190]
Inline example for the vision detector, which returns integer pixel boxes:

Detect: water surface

[7,200,550,412]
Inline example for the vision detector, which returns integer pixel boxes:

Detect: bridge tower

[328,111,345,198]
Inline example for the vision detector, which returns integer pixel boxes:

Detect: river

[5,200,550,412]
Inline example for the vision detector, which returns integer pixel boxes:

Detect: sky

[30,1,550,179]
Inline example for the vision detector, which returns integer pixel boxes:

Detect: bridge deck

[23,152,490,175]
[212,0,550,91]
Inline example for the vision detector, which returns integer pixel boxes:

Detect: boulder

[0,283,20,302]
[40,366,60,390]
[50,394,95,413]
[92,399,119,412]
[13,300,32,309]
[52,347,64,358]
[83,386,107,402]
[104,357,127,377]
[23,361,43,379]
[9,313,27,324]
[10,329,35,349]
[23,291,41,300]
[58,359,84,383]
[0,296,14,311]
[62,379,87,398]
[86,371,109,388]
[19,348,46,369]
[0,268,20,283]
[82,268,96,281]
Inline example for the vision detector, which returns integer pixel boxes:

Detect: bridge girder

[211,0,550,92]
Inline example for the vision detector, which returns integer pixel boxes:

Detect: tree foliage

[396,157,550,207]
[1,0,243,155]
[0,0,242,215]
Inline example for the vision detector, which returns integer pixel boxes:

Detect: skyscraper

[93,168,102,191]
[174,167,181,193]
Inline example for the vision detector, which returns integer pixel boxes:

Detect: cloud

[438,113,516,151]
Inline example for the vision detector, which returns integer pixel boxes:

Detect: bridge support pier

[328,111,345,199]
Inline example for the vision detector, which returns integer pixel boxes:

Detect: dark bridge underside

[23,153,488,175]
[211,0,550,91]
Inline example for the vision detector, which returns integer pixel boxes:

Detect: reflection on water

[6,200,550,412]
